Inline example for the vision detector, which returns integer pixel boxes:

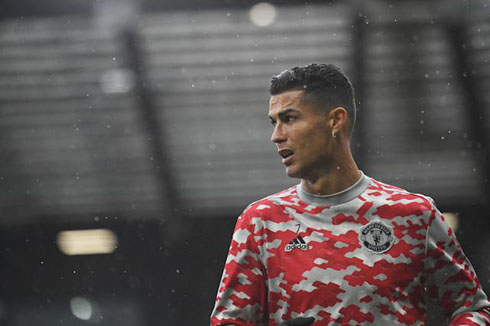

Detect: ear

[329,107,348,135]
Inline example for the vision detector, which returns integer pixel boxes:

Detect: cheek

[304,129,329,149]
[291,122,329,151]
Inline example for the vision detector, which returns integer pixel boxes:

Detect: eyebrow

[268,108,300,121]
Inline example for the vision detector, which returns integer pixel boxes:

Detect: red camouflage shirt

[211,173,490,325]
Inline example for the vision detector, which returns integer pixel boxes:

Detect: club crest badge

[359,221,394,254]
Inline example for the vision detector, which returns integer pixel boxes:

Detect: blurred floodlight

[443,212,459,232]
[57,229,118,255]
[100,68,135,94]
[70,297,93,321]
[249,2,277,27]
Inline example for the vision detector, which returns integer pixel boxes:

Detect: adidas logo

[284,236,311,252]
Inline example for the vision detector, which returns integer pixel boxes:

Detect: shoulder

[366,176,436,213]
[239,184,298,222]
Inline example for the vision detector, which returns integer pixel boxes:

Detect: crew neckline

[296,171,371,206]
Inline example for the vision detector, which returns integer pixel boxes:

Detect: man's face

[268,89,333,180]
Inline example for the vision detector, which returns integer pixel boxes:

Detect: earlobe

[327,116,337,138]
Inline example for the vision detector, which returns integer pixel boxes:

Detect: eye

[269,119,277,126]
[283,115,296,123]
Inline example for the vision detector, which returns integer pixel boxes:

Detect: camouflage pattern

[211,173,490,325]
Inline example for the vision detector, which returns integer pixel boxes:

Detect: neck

[301,143,360,196]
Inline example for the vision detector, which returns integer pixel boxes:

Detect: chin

[285,166,302,179]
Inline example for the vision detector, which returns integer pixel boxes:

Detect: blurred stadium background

[0,0,489,325]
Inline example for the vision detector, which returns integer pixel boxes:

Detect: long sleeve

[424,206,490,325]
[210,206,268,326]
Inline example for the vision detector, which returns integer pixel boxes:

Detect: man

[210,64,490,325]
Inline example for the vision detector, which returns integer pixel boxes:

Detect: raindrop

[249,2,277,27]
[70,297,93,321]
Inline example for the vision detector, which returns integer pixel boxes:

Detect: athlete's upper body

[210,64,490,325]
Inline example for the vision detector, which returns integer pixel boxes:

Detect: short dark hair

[269,63,356,134]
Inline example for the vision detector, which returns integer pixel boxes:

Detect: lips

[278,149,294,165]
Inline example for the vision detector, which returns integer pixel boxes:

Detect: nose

[271,124,286,144]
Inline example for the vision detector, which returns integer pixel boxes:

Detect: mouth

[278,149,294,165]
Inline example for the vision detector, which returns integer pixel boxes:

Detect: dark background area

[0,0,489,325]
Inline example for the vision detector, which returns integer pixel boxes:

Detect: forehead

[268,89,305,114]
